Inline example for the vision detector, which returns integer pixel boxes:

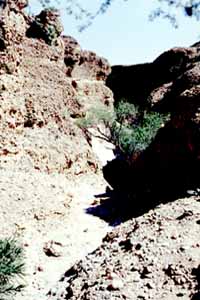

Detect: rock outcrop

[62,35,111,80]
[0,0,28,74]
[26,8,63,45]
[0,4,114,299]
[105,45,200,197]
[0,4,113,175]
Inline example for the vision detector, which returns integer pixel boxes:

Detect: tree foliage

[35,0,121,31]
[150,0,200,28]
[35,0,200,31]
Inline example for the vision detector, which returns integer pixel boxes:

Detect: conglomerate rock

[0,4,114,175]
[0,0,27,74]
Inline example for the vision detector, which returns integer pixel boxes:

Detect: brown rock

[62,35,82,76]
[27,8,63,45]
[72,50,111,81]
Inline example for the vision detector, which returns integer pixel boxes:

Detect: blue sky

[29,0,200,65]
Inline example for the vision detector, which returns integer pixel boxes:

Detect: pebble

[43,240,63,257]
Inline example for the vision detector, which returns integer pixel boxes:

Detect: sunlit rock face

[0,3,114,175]
[0,0,28,74]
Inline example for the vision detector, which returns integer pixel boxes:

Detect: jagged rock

[72,50,111,81]
[27,8,63,45]
[105,45,200,196]
[62,36,111,81]
[62,35,82,76]
[0,0,27,74]
[106,46,200,106]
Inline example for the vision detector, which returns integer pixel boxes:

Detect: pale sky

[29,0,200,65]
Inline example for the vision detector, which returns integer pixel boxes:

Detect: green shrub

[0,238,25,299]
[76,105,115,130]
[111,101,170,155]
[76,100,169,157]
[115,100,138,125]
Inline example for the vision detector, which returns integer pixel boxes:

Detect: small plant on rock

[76,105,115,130]
[0,238,25,299]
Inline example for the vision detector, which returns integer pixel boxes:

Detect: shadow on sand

[86,121,200,226]
[85,184,188,227]
[86,153,199,226]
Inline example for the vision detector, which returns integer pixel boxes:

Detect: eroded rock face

[62,35,111,80]
[72,50,111,81]
[107,46,200,106]
[0,5,114,175]
[0,0,27,74]
[27,8,63,45]
[62,35,82,76]
[105,45,200,197]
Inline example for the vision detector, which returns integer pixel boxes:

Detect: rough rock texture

[49,196,200,300]
[62,35,82,76]
[1,3,200,300]
[26,8,63,45]
[0,29,113,174]
[62,35,111,80]
[0,0,27,74]
[106,46,200,106]
[0,5,114,299]
[105,46,200,195]
[72,50,111,81]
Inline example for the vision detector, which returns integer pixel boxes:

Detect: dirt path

[0,134,115,300]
